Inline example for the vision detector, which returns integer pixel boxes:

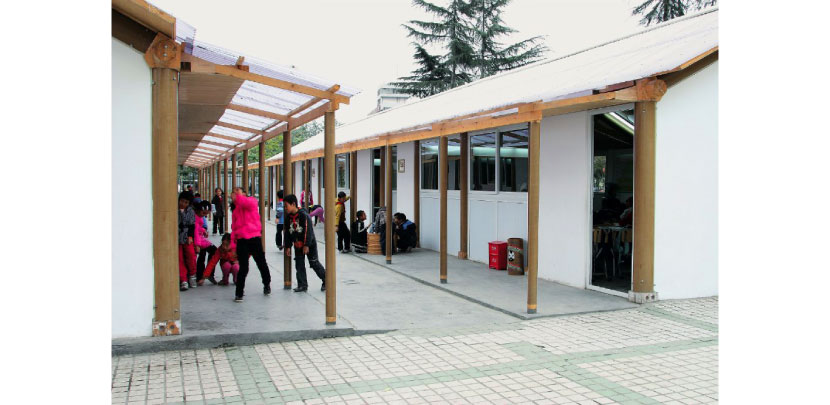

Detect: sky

[150,0,646,124]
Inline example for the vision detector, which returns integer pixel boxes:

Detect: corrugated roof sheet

[267,7,717,163]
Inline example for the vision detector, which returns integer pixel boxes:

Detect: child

[335,191,351,253]
[230,187,271,302]
[204,233,239,286]
[195,201,218,286]
[284,194,326,292]
[393,212,417,253]
[177,191,197,291]
[275,190,285,251]
[350,210,369,253]
[308,204,324,225]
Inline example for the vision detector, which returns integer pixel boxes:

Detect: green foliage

[396,0,546,97]
[632,0,717,26]
[244,119,332,163]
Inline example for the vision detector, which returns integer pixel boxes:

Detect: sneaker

[321,283,326,292]
[189,276,198,288]
[234,296,243,302]
[264,285,271,295]
[208,276,217,285]
[180,281,189,291]
[293,287,308,292]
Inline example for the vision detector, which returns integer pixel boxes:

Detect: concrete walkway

[114,217,636,354]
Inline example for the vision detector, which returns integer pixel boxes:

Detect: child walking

[284,194,326,292]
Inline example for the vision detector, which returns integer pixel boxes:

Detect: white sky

[151,0,645,124]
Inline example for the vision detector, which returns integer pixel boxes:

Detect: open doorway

[590,108,634,294]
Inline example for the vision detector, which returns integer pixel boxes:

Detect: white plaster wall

[294,162,303,197]
[356,150,373,218]
[537,111,592,288]
[466,195,527,263]
[419,192,460,254]
[112,38,154,337]
[654,61,719,299]
[395,142,416,218]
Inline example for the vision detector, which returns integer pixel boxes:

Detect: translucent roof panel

[219,110,275,130]
[210,125,256,139]
[271,8,717,162]
[202,136,240,146]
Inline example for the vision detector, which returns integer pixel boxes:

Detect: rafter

[214,121,262,134]
[227,103,289,122]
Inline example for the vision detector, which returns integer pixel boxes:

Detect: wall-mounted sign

[398,159,405,173]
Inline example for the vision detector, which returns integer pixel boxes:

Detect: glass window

[421,137,461,190]
[336,154,349,188]
[499,128,529,192]
[392,146,398,191]
[471,133,497,191]
[593,156,606,193]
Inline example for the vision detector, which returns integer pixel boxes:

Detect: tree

[403,0,477,89]
[469,0,546,78]
[632,0,717,26]
[396,0,548,97]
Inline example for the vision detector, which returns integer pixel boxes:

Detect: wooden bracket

[144,33,181,70]
[235,56,249,72]
[617,78,668,102]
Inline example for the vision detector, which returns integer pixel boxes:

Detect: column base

[386,259,392,264]
[152,320,181,336]
[458,251,468,260]
[628,291,659,304]
[325,317,336,325]
[440,279,447,284]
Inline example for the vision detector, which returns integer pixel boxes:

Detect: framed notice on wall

[398,159,405,173]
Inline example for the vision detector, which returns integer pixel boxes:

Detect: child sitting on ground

[351,210,369,253]
[206,233,239,285]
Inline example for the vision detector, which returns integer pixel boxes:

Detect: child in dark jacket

[284,194,326,292]
[351,210,369,253]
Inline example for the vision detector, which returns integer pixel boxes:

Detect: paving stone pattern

[112,297,718,404]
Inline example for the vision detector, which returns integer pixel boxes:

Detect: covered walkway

[115,219,637,354]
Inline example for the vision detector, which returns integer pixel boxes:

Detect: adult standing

[212,188,225,235]
[230,187,271,302]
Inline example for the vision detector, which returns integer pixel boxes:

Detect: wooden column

[259,139,267,249]
[379,147,385,206]
[317,158,321,207]
[149,44,181,335]
[527,120,541,314]
[282,131,293,289]
[414,140,420,247]
[231,153,237,191]
[459,133,469,259]
[223,158,229,232]
[324,110,337,325]
[632,101,657,302]
[439,136,448,283]
[267,166,272,221]
[350,151,357,225]
[242,150,249,194]
[385,145,393,264]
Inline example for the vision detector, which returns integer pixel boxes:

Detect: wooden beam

[203,132,249,144]
[660,50,718,88]
[439,136,448,284]
[211,63,350,105]
[227,103,289,122]
[282,131,292,290]
[215,121,263,135]
[458,132,469,259]
[527,120,540,314]
[615,78,667,102]
[631,101,657,302]
[151,66,181,335]
[112,0,176,39]
[143,33,181,70]
[324,111,337,325]
[286,85,340,117]
[385,144,393,265]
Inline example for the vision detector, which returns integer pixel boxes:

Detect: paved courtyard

[112,297,718,404]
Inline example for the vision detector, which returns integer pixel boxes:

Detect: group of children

[177,191,239,292]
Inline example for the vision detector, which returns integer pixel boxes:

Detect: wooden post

[259,139,266,249]
[150,61,180,335]
[242,150,249,194]
[414,140,420,247]
[632,101,657,303]
[385,145,393,264]
[527,120,541,314]
[267,166,272,221]
[231,153,237,191]
[324,110,337,325]
[282,131,292,289]
[379,147,385,207]
[350,151,357,225]
[459,133,469,259]
[317,158,321,208]
[223,158,228,232]
[439,136,448,283]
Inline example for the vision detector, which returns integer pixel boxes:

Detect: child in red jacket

[204,233,239,285]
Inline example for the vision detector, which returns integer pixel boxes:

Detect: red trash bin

[488,241,508,270]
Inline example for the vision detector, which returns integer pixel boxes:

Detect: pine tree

[469,0,546,78]
[633,0,717,26]
[402,0,477,89]
[393,44,454,98]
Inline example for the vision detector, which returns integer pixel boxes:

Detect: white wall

[419,191,460,254]
[654,61,719,299]
[537,111,592,288]
[356,150,373,219]
[112,38,154,338]
[395,142,416,218]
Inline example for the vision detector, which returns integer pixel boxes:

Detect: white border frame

[585,103,635,298]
